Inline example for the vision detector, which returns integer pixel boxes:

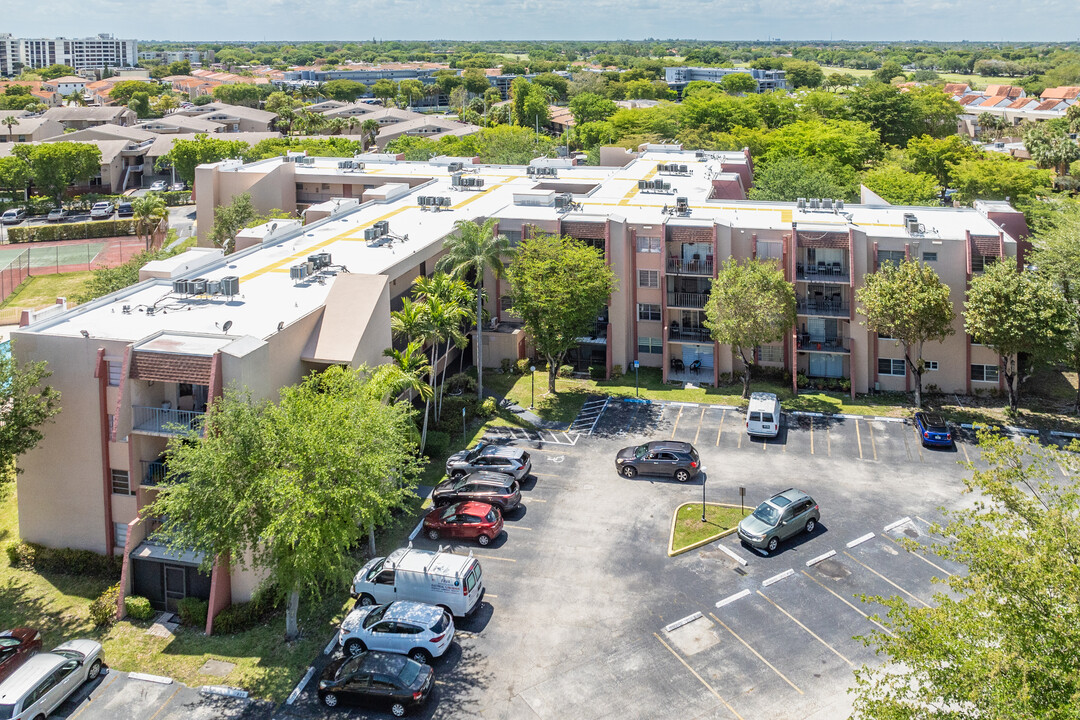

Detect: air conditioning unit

[189,278,208,295]
[290,264,309,282]
[809,199,821,210]
[796,197,807,210]
[172,279,189,295]
[221,276,239,296]
[448,161,463,172]
[207,280,221,295]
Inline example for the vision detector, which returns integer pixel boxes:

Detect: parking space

[51,670,265,720]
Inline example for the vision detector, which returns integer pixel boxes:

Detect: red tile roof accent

[971,236,1002,257]
[562,221,606,240]
[958,94,984,106]
[943,83,970,95]
[1006,98,1035,109]
[797,231,849,250]
[984,85,1023,98]
[130,352,213,384]
[1034,99,1065,111]
[1040,86,1080,100]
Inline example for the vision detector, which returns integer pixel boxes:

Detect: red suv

[423,501,503,546]
[0,627,42,682]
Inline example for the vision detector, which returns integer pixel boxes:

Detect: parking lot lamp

[462,406,466,444]
[701,470,707,522]
[530,365,536,408]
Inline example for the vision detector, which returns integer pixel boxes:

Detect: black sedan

[914,412,953,448]
[318,650,433,716]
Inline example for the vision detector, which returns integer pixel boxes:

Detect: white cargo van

[746,392,781,437]
[351,545,484,617]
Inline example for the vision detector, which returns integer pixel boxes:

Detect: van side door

[370,567,397,602]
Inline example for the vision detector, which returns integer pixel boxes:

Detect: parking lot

[276,400,977,719]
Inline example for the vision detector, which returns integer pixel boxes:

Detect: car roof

[917,412,948,426]
[748,392,779,406]
[477,443,526,458]
[0,653,67,699]
[645,441,695,452]
[462,472,515,487]
[359,650,411,676]
[446,500,495,516]
[384,601,443,624]
[770,488,810,505]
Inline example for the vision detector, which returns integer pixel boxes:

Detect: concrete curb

[129,672,172,684]
[667,502,745,557]
[286,667,315,705]
[200,686,249,700]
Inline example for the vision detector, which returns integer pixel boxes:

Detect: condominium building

[665,67,787,95]
[0,34,138,76]
[13,146,1024,630]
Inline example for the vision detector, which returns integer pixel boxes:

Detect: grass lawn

[0,272,94,311]
[483,370,597,424]
[670,503,750,554]
[819,66,1021,89]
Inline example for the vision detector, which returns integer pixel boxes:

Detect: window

[637,337,663,354]
[502,229,522,246]
[111,469,132,495]
[637,303,661,321]
[758,345,783,363]
[107,360,122,386]
[971,364,999,383]
[924,360,938,371]
[636,236,661,253]
[114,522,128,548]
[878,358,906,376]
[499,296,514,313]
[971,255,996,273]
[878,250,906,268]
[638,269,659,288]
[922,251,938,262]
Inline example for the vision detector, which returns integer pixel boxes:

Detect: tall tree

[948,155,1052,206]
[156,134,249,185]
[17,142,101,208]
[965,259,1072,412]
[861,164,940,206]
[719,72,758,95]
[856,259,956,407]
[412,273,471,420]
[390,298,435,451]
[360,118,380,150]
[371,79,397,106]
[704,258,797,399]
[0,344,62,484]
[131,194,168,251]
[207,192,259,253]
[505,233,617,393]
[852,431,1080,720]
[149,366,422,640]
[437,219,512,401]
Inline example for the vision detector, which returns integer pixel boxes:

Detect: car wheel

[621,465,637,479]
[322,692,339,708]
[409,648,432,664]
[805,518,816,534]
[87,659,102,680]
[343,638,366,657]
[391,702,407,717]
[427,528,440,541]
[451,471,464,480]
[766,537,779,553]
[477,534,491,546]
[674,469,690,483]
[357,593,376,607]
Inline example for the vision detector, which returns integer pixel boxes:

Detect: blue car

[914,412,952,447]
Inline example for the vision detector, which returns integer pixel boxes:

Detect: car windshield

[0,703,16,720]
[397,660,421,686]
[337,656,364,680]
[362,604,389,629]
[634,444,649,459]
[752,502,781,526]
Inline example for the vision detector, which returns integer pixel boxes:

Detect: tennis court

[0,242,106,269]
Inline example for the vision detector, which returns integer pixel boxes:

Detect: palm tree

[390,299,436,450]
[343,116,362,136]
[132,194,168,251]
[299,110,328,136]
[436,218,512,403]
[63,92,87,107]
[2,115,18,141]
[379,342,433,406]
[360,118,380,150]
[413,273,472,419]
[325,117,347,136]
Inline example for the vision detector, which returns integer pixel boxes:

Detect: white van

[746,392,782,437]
[351,545,484,618]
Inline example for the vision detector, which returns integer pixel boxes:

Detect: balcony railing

[666,258,714,276]
[796,334,850,353]
[668,326,712,343]
[141,460,167,486]
[796,263,850,283]
[132,406,204,436]
[797,299,850,317]
[667,291,708,309]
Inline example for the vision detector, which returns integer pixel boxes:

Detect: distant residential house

[1040,86,1080,103]
[136,115,226,134]
[374,116,479,149]
[982,85,1025,99]
[0,80,63,108]
[977,96,1015,109]
[181,103,277,133]
[0,136,153,193]
[1033,99,1071,112]
[84,79,120,106]
[548,106,575,134]
[0,114,65,142]
[165,75,222,99]
[43,105,137,130]
[943,83,971,96]
[320,102,383,119]
[42,75,88,97]
[191,68,270,86]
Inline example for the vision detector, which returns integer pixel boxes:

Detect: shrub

[589,365,606,379]
[89,583,120,627]
[5,541,121,577]
[153,190,193,206]
[515,359,532,376]
[177,597,209,627]
[124,595,154,621]
[445,372,476,394]
[796,373,809,388]
[611,364,623,378]
[500,358,514,374]
[6,542,34,569]
[557,364,574,378]
[437,396,476,430]
[7,219,136,243]
[210,602,256,634]
[478,397,497,418]
[425,430,450,458]
[841,379,852,392]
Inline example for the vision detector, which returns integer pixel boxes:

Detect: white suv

[338,601,454,665]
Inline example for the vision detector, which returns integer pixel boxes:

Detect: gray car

[446,442,531,481]
[614,441,701,482]
[737,488,819,554]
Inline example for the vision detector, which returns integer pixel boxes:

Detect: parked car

[432,471,521,512]
[0,639,103,720]
[116,201,134,217]
[89,202,114,219]
[737,488,820,554]
[0,628,42,683]
[914,412,953,448]
[352,547,484,617]
[338,601,454,664]
[169,182,186,192]
[149,181,168,192]
[446,442,531,481]
[317,650,432,715]
[46,207,67,222]
[422,501,503,546]
[0,208,27,225]
[746,392,781,438]
[614,440,701,482]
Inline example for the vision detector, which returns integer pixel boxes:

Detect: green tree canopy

[965,259,1072,412]
[949,155,1052,206]
[148,366,422,639]
[760,117,883,170]
[847,82,921,147]
[128,91,151,119]
[569,92,617,125]
[211,83,263,107]
[782,60,825,88]
[462,68,492,95]
[856,259,955,407]
[506,233,617,392]
[156,134,250,185]
[703,258,796,398]
[16,142,101,206]
[76,246,181,303]
[861,164,941,206]
[852,431,1080,720]
[748,155,859,203]
[37,64,76,80]
[718,72,758,95]
[371,79,397,105]
[108,80,162,105]
[1023,121,1080,174]
[901,134,980,187]
[321,79,367,102]
[0,343,62,482]
[208,192,260,253]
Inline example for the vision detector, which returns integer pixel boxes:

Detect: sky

[6,0,1080,43]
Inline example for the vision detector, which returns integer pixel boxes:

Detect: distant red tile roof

[943,83,970,95]
[1040,86,1080,100]
[958,94,985,106]
[983,85,1023,98]
[1034,99,1066,111]
[130,352,213,384]
[1006,98,1036,109]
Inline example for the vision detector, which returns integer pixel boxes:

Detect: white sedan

[338,601,454,665]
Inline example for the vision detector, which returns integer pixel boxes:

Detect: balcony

[796,262,850,283]
[132,406,204,436]
[667,291,708,309]
[796,333,850,353]
[797,299,850,317]
[141,460,167,487]
[668,326,712,343]
[666,258,714,276]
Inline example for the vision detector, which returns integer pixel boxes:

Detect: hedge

[89,583,120,627]
[7,219,137,243]
[6,541,123,578]
[124,595,155,621]
[177,597,208,627]
[211,582,282,634]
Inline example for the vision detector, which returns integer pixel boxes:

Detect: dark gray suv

[614,441,701,482]
[446,442,531,481]
[737,488,820,554]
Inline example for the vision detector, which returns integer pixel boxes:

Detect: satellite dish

[222,320,233,333]
[277,321,285,331]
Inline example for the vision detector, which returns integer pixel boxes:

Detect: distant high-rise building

[0,33,138,76]
[664,66,787,95]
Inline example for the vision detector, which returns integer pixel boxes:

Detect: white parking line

[664,611,703,633]
[129,672,173,684]
[716,589,751,608]
[408,517,425,540]
[286,667,315,705]
[762,569,794,586]
[884,517,912,532]
[718,543,748,566]
[846,532,875,548]
[805,549,836,567]
[323,634,338,655]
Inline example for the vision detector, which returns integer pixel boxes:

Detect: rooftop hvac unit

[526,166,537,176]
[448,161,463,172]
[375,220,389,234]
[638,180,647,190]
[221,276,239,296]
[440,197,451,207]
[337,160,355,169]
[207,280,221,296]
[809,199,821,210]
[675,196,689,214]
[661,181,671,191]
[679,164,688,173]
[418,196,429,207]
[189,278,208,295]
[796,197,807,210]
[290,264,311,282]
[451,173,463,186]
[172,278,189,295]
[822,198,833,210]
[836,200,844,211]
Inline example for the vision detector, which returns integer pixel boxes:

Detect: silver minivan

[746,392,781,438]
[0,641,103,720]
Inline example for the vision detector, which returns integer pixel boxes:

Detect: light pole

[701,470,707,522]
[529,365,536,408]
[633,360,640,397]
[462,406,466,445]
